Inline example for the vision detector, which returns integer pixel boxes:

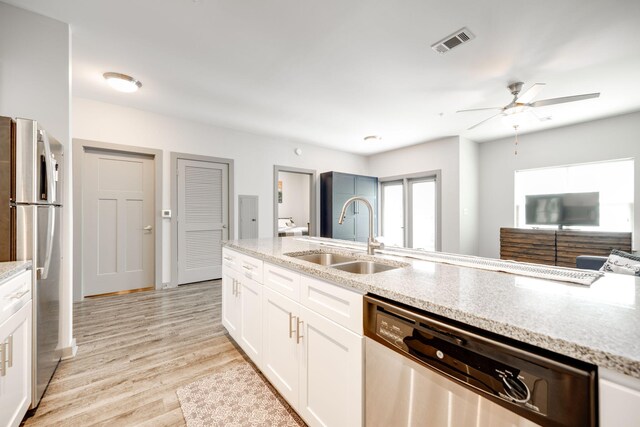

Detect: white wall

[73,97,368,285]
[367,137,462,253]
[278,171,310,226]
[478,111,640,258]
[459,137,479,255]
[0,2,74,353]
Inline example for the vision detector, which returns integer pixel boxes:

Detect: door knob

[144,225,152,231]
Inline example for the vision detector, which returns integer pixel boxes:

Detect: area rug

[176,362,305,427]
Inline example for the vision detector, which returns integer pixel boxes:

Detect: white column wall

[0,2,74,353]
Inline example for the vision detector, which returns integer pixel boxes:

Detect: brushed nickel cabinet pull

[224,256,233,261]
[232,279,237,296]
[296,319,304,344]
[0,341,6,377]
[242,265,254,271]
[7,335,12,368]
[289,313,295,338]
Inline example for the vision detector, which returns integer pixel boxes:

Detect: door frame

[379,169,442,251]
[239,195,259,239]
[72,139,163,302]
[273,165,317,237]
[170,152,235,287]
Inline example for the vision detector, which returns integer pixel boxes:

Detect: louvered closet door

[177,160,229,284]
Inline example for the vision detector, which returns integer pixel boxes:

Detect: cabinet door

[0,301,32,427]
[600,376,640,426]
[332,173,357,240]
[238,276,262,368]
[299,306,363,427]
[355,176,377,242]
[262,287,300,408]
[221,267,240,339]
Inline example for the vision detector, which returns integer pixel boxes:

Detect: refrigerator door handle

[41,206,55,280]
[42,132,56,204]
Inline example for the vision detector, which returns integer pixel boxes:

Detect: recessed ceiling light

[364,135,382,142]
[103,72,142,93]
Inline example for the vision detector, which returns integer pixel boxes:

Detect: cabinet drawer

[300,275,364,335]
[238,253,263,283]
[0,270,32,326]
[264,263,300,301]
[222,248,242,273]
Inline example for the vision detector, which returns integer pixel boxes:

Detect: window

[514,159,634,232]
[380,172,440,251]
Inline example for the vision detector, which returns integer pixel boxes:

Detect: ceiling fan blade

[516,83,545,104]
[467,113,501,130]
[457,107,502,113]
[530,93,600,108]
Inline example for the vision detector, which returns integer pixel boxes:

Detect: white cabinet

[222,247,364,426]
[222,254,263,367]
[0,301,32,427]
[299,306,363,427]
[221,267,240,338]
[238,276,262,367]
[600,368,640,426]
[262,287,300,408]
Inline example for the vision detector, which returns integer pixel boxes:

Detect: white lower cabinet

[262,287,300,408]
[600,369,640,426]
[261,288,363,427]
[0,301,32,427]
[299,306,363,427]
[221,268,240,338]
[238,276,263,367]
[222,248,364,426]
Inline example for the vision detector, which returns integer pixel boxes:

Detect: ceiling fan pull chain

[513,125,519,156]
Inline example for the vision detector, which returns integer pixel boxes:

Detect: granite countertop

[224,237,640,379]
[0,261,32,285]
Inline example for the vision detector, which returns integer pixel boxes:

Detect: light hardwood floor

[24,281,246,426]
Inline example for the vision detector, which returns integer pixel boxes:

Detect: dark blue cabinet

[320,171,378,242]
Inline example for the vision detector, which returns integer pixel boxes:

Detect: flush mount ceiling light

[364,135,382,142]
[103,72,142,93]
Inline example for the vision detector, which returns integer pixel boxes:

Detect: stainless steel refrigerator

[0,116,62,408]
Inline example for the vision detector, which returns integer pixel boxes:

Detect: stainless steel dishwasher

[364,295,597,427]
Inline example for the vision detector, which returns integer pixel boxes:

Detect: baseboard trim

[60,338,78,360]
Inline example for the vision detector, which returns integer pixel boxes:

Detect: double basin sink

[287,252,400,274]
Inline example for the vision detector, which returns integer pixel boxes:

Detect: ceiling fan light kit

[457,81,600,131]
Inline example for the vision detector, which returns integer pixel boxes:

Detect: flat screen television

[525,192,599,227]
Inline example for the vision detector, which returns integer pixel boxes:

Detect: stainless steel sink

[331,261,399,274]
[289,253,358,266]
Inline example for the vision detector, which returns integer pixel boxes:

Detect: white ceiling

[7,0,640,154]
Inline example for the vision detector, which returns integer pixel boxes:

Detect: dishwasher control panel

[365,295,596,427]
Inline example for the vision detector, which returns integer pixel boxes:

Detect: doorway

[73,140,163,301]
[239,195,259,239]
[273,166,316,238]
[171,153,234,286]
[380,170,442,251]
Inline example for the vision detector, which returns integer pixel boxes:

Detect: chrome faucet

[338,196,384,255]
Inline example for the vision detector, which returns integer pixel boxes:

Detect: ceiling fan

[457,82,600,130]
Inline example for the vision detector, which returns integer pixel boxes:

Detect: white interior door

[83,150,155,296]
[177,159,228,284]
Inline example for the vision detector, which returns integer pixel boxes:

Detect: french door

[381,174,439,251]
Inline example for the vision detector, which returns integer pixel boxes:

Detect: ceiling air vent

[431,27,475,54]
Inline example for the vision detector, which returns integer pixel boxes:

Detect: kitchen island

[223,237,640,426]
